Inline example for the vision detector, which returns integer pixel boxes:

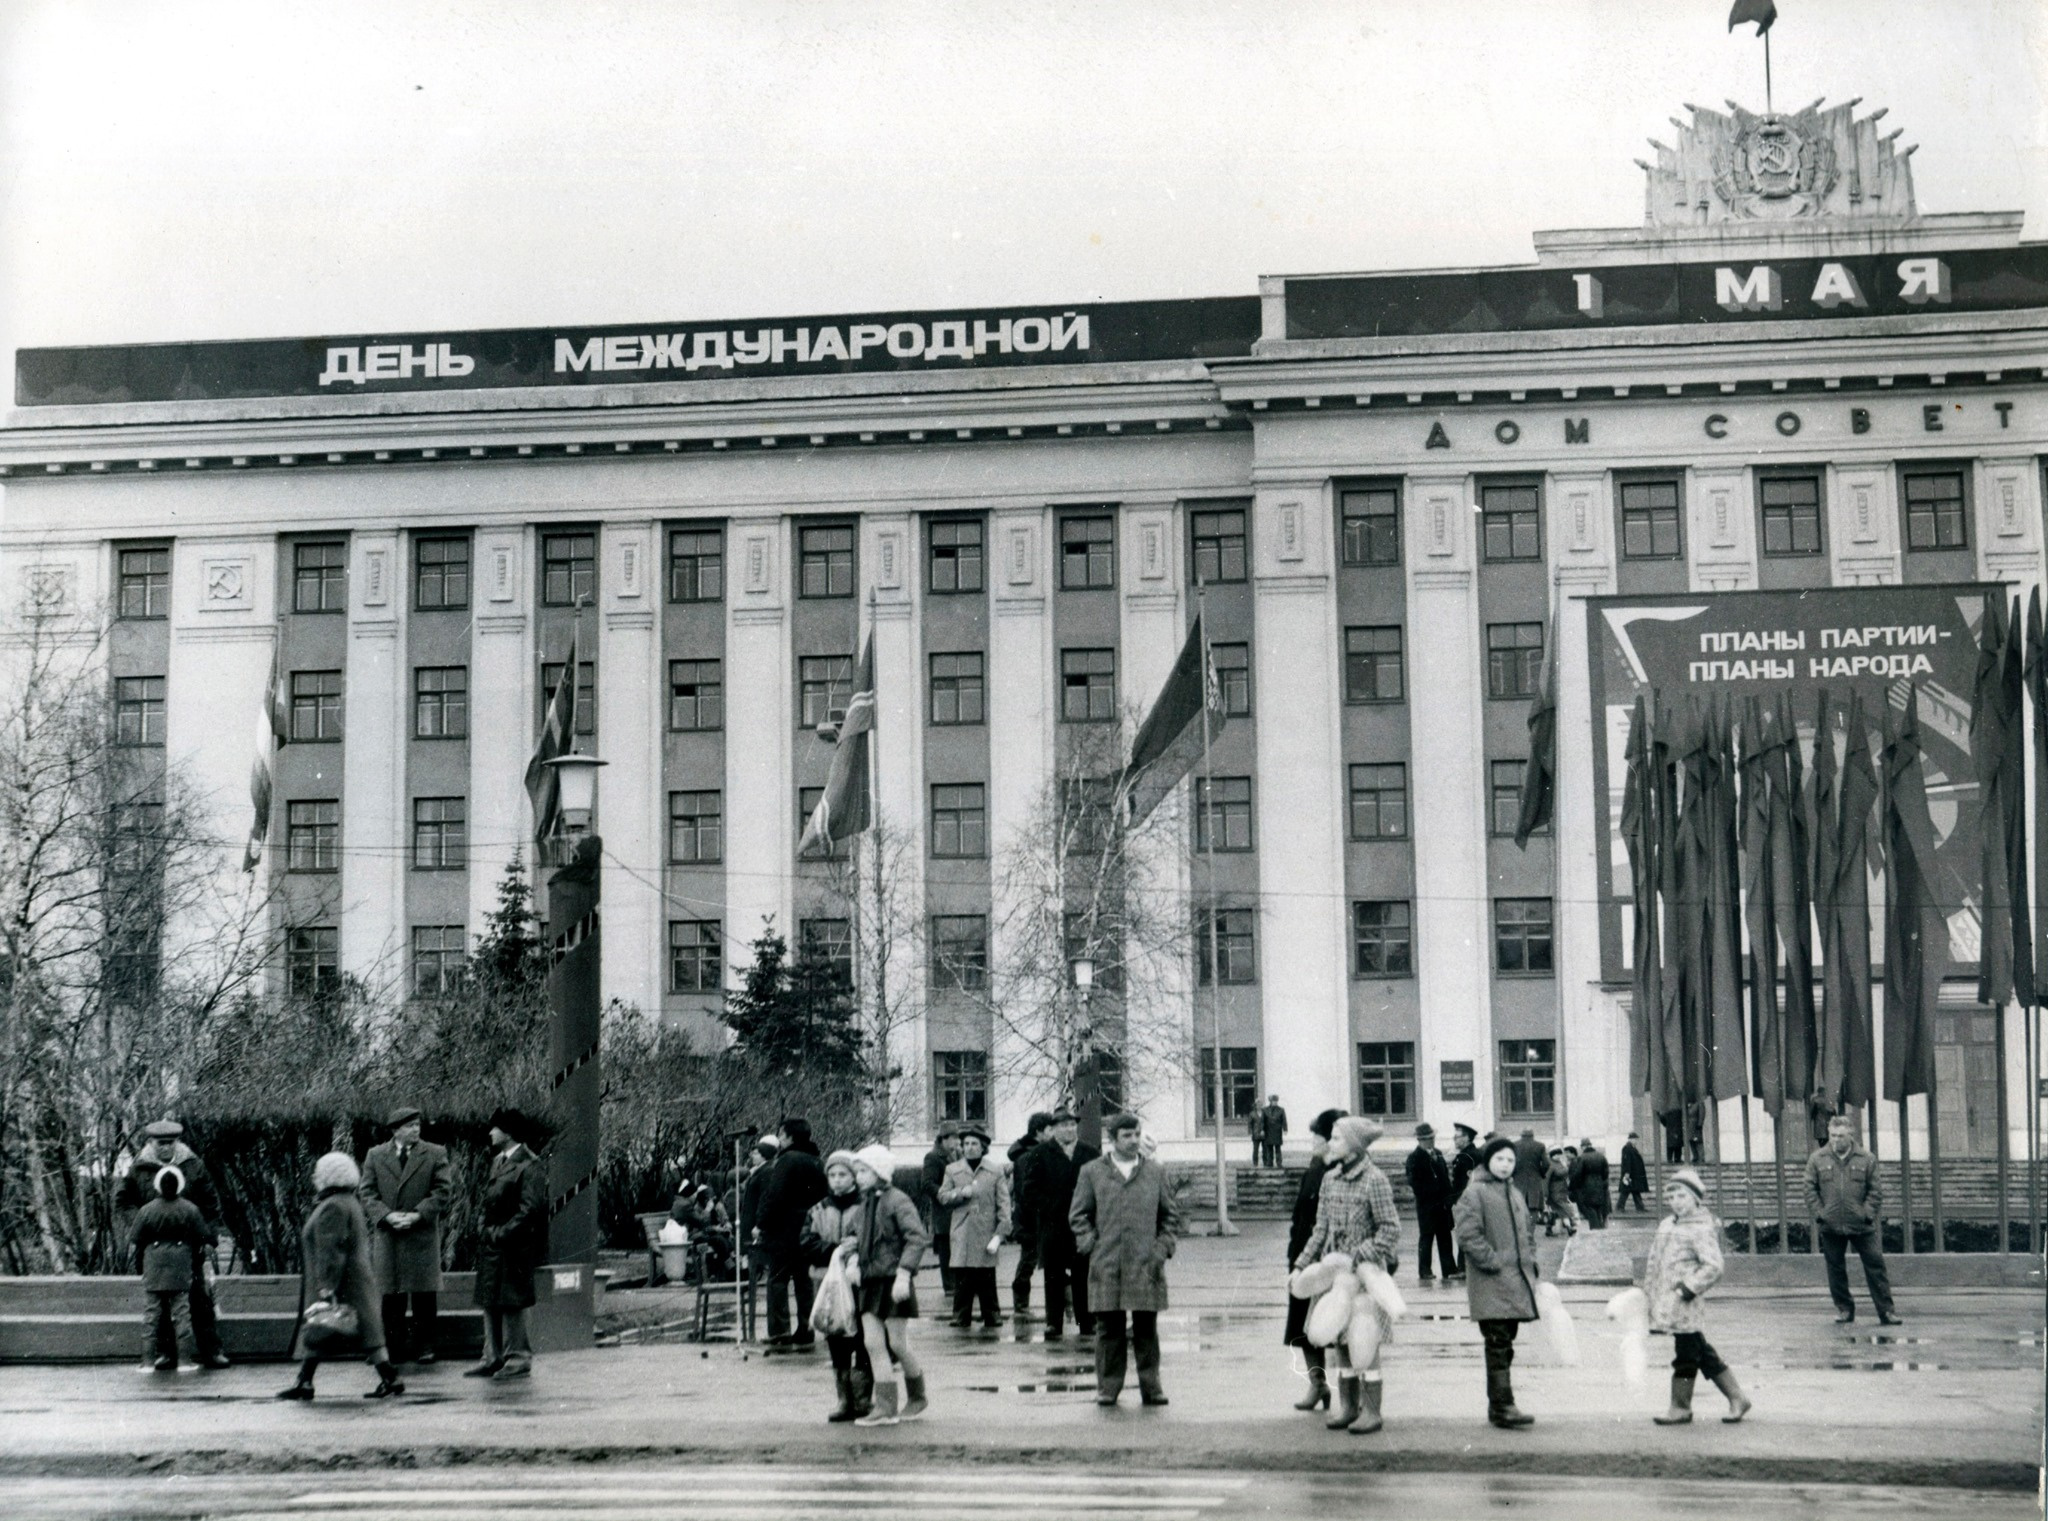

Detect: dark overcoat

[1451,1172,1541,1322]
[1572,1146,1611,1214]
[758,1146,828,1261]
[293,1187,388,1358]
[1511,1134,1548,1213]
[1069,1154,1180,1313]
[360,1138,453,1295]
[473,1144,548,1311]
[1027,1138,1099,1249]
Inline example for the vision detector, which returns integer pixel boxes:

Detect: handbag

[300,1297,360,1353]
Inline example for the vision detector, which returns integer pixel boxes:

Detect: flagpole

[860,589,879,1138]
[1763,30,1773,115]
[1195,576,1237,1237]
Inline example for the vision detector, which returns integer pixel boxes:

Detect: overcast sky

[2,0,2043,366]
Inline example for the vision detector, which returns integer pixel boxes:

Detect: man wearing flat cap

[1029,1107,1099,1340]
[1405,1123,1459,1283]
[361,1106,453,1363]
[115,1119,230,1368]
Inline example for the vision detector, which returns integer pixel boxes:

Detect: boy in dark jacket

[130,1168,209,1371]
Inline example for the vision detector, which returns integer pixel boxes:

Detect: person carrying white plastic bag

[1290,1116,1400,1436]
[1643,1167,1751,1424]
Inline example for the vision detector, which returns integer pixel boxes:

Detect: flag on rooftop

[1728,0,1777,35]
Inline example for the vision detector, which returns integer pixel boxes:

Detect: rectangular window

[1094,1049,1126,1112]
[1344,626,1404,703]
[1480,483,1542,563]
[540,661,597,736]
[928,518,985,593]
[1499,1039,1557,1118]
[667,790,723,864]
[414,666,469,739]
[799,655,853,730]
[1759,474,1823,557]
[1340,486,1400,566]
[1486,622,1545,700]
[412,925,466,996]
[113,676,167,746]
[412,797,467,870]
[668,658,723,731]
[117,548,171,619]
[1903,470,1968,551]
[414,536,470,610]
[930,783,987,858]
[933,1050,990,1127]
[1351,900,1414,977]
[1062,777,1118,859]
[1190,506,1248,584]
[111,801,165,877]
[1212,642,1251,717]
[1060,647,1117,722]
[1490,759,1533,837]
[930,914,989,991]
[1619,479,1683,560]
[799,917,853,987]
[799,524,855,598]
[1494,897,1554,973]
[1196,907,1256,985]
[798,787,840,859]
[1348,763,1408,840]
[668,528,725,602]
[542,533,597,606]
[1356,1041,1416,1120]
[293,542,348,613]
[286,927,340,998]
[289,670,344,742]
[929,652,985,726]
[1193,775,1254,852]
[287,800,340,873]
[1198,1046,1259,1125]
[1060,515,1115,589]
[669,920,723,993]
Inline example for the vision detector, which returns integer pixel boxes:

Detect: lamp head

[543,750,608,830]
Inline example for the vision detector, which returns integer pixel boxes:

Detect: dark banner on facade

[1286,245,2048,340]
[1587,584,2001,985]
[14,297,1262,407]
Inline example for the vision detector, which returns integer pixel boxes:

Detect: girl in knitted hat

[1643,1167,1750,1424]
[848,1144,930,1425]
[1291,1115,1400,1435]
[800,1150,873,1421]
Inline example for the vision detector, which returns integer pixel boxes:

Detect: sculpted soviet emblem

[1711,105,1838,219]
[206,561,244,603]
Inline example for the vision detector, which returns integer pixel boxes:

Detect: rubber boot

[1293,1350,1331,1412]
[900,1371,928,1422]
[1710,1368,1752,1423]
[826,1369,857,1422]
[854,1379,899,1426]
[1486,1370,1534,1428]
[850,1365,874,1418]
[1326,1373,1361,1430]
[1653,1373,1696,1424]
[1348,1374,1384,1435]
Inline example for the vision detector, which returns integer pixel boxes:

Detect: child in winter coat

[799,1150,874,1422]
[129,1166,209,1371]
[1643,1167,1750,1424]
[1542,1150,1580,1236]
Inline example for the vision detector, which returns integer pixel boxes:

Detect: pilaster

[1688,467,1758,591]
[1831,463,1902,585]
[1977,456,2045,594]
[341,530,406,984]
[469,526,533,928]
[724,515,793,1003]
[598,520,662,1017]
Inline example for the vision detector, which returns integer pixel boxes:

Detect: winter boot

[826,1369,857,1422]
[899,1371,928,1421]
[1486,1370,1534,1428]
[1293,1349,1331,1411]
[1348,1374,1384,1435]
[854,1380,899,1426]
[1326,1374,1361,1430]
[1653,1373,1696,1424]
[849,1365,874,1418]
[1710,1368,1752,1423]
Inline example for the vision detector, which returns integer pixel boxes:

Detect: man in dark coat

[1250,1095,1288,1168]
[1007,1112,1053,1317]
[1448,1122,1482,1205]
[1618,1132,1650,1212]
[114,1119,229,1369]
[1572,1138,1611,1229]
[1029,1108,1099,1339]
[467,1109,548,1381]
[1404,1123,1459,1281]
[920,1122,962,1296]
[760,1117,828,1349]
[1511,1127,1548,1216]
[360,1106,453,1362]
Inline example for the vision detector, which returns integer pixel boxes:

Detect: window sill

[1494,969,1557,980]
[1352,972,1416,983]
[412,734,470,743]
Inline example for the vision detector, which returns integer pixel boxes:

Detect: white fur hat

[313,1151,361,1192]
[853,1143,895,1180]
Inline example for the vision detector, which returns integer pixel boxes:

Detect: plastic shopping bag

[1534,1280,1581,1366]
[1606,1285,1650,1390]
[810,1256,859,1339]
[1356,1260,1409,1323]
[1304,1272,1357,1347]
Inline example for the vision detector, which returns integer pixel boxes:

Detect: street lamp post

[540,749,607,1267]
[1071,954,1099,1152]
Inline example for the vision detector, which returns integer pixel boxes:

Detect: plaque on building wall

[1440,1061,1476,1102]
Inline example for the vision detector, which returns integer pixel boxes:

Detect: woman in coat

[466,1108,548,1381]
[1068,1112,1181,1408]
[1283,1108,1345,1412]
[849,1144,931,1426]
[936,1125,1013,1329]
[1643,1167,1750,1424]
[798,1150,873,1422]
[1292,1115,1400,1435]
[1451,1136,1540,1429]
[277,1152,402,1400]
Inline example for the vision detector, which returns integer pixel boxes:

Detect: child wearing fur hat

[1292,1115,1400,1435]
[848,1144,930,1426]
[1643,1167,1751,1424]
[130,1166,208,1371]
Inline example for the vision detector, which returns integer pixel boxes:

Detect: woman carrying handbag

[277,1152,403,1401]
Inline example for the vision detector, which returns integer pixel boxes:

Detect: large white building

[4,98,2043,1161]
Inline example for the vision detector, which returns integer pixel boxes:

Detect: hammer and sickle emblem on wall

[207,563,243,601]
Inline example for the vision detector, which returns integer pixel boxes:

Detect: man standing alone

[1805,1114,1899,1326]
[1404,1124,1459,1282]
[1618,1132,1650,1212]
[1070,1113,1180,1407]
[1448,1123,1482,1206]
[1251,1095,1288,1169]
[361,1107,452,1363]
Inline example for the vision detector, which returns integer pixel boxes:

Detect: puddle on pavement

[962,1380,1098,1396]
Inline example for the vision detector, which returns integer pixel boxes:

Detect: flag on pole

[1739,697,1783,1112]
[799,634,875,858]
[1703,700,1749,1101]
[1973,593,2018,1007]
[1621,696,1663,1108]
[524,624,580,847]
[1728,0,1777,34]
[1123,614,1226,828]
[1810,689,1844,1105]
[1769,689,1818,1114]
[2030,589,2048,980]
[241,640,289,872]
[1997,593,2034,1006]
[1881,690,1943,1102]
[1513,618,1557,849]
[1833,690,1880,1112]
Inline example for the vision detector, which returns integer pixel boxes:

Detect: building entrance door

[1933,1008,2001,1157]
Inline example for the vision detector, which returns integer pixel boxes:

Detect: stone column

[470,527,533,925]
[725,516,793,996]
[341,530,406,984]
[598,520,662,1017]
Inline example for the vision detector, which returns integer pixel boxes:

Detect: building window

[669,920,723,993]
[1190,506,1248,584]
[113,676,166,746]
[414,666,469,739]
[1356,1042,1416,1120]
[1903,470,1968,551]
[1499,1039,1557,1118]
[1494,897,1554,973]
[293,542,348,613]
[412,925,466,997]
[540,661,596,736]
[1198,1046,1259,1126]
[1093,1049,1126,1111]
[928,519,984,593]
[286,927,340,998]
[1061,648,1117,722]
[542,533,597,606]
[1491,759,1536,836]
[111,801,165,877]
[799,655,853,730]
[106,931,160,1006]
[1759,474,1823,556]
[668,528,724,602]
[930,914,988,991]
[1212,642,1251,716]
[799,918,852,987]
[286,801,340,873]
[930,783,987,858]
[1344,626,1404,703]
[414,536,470,610]
[1480,483,1541,563]
[799,525,855,598]
[1348,763,1408,840]
[1193,776,1253,852]
[412,797,467,870]
[933,1050,990,1127]
[1340,486,1400,566]
[668,790,723,864]
[929,652,985,725]
[117,548,171,619]
[1061,777,1118,859]
[1619,479,1683,560]
[289,670,344,742]
[798,787,841,859]
[1486,622,1545,700]
[1196,907,1255,985]
[1061,515,1115,589]
[1352,901,1414,977]
[669,659,724,731]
